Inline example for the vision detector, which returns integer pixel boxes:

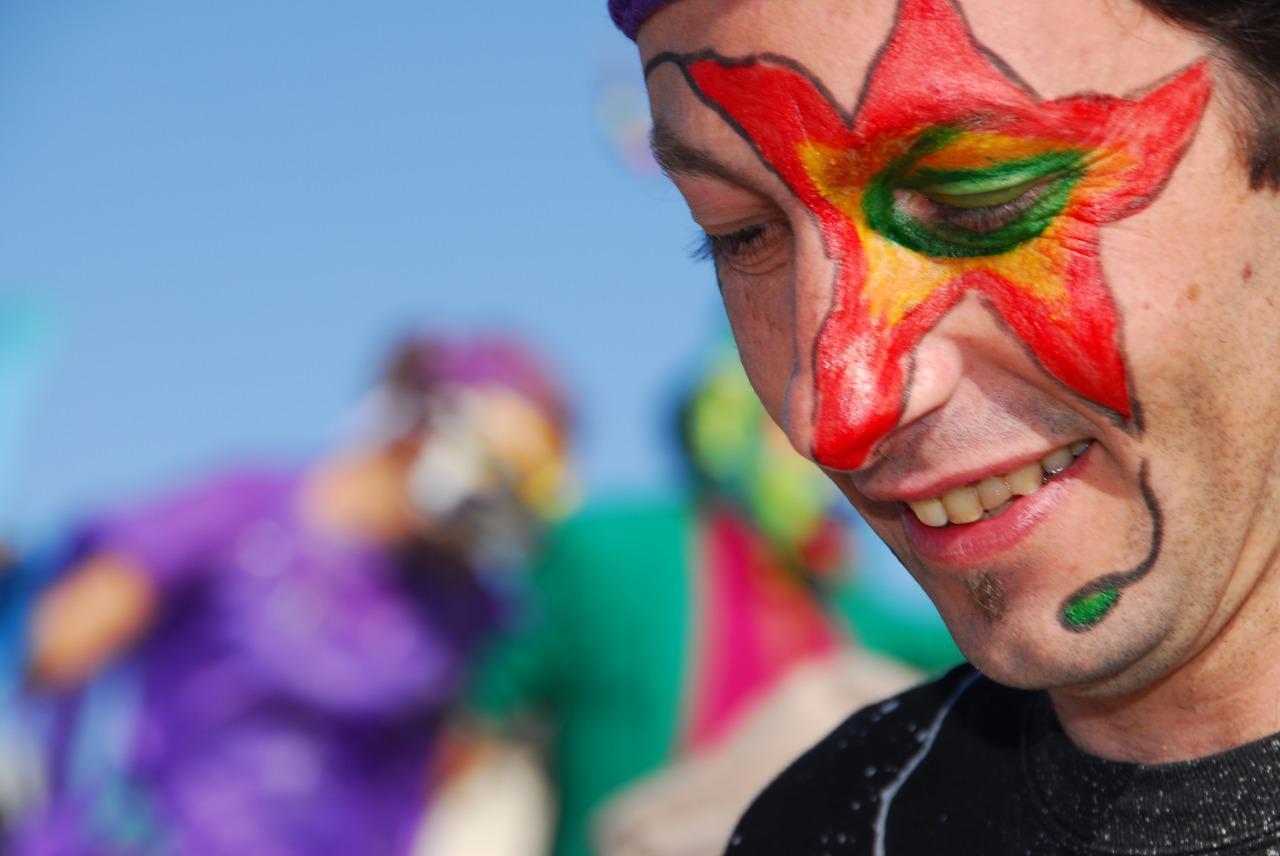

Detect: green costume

[469,348,960,856]
[469,496,960,856]
[470,498,696,856]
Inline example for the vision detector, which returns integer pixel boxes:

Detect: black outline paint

[1058,460,1163,631]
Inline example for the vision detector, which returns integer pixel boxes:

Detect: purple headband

[386,334,570,429]
[609,0,683,40]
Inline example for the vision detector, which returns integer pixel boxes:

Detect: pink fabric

[684,510,841,750]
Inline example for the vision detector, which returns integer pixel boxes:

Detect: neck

[1051,555,1280,763]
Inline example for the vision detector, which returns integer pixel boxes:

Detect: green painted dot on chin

[1063,587,1120,629]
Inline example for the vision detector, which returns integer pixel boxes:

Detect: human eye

[692,219,792,276]
[901,172,1052,233]
[863,131,1085,259]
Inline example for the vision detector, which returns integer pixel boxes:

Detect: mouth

[905,439,1093,527]
[897,439,1094,565]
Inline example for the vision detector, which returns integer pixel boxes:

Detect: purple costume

[18,468,497,855]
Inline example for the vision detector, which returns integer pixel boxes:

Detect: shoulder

[109,466,295,521]
[532,495,694,580]
[551,495,692,545]
[181,466,297,507]
[61,466,296,571]
[726,664,1007,853]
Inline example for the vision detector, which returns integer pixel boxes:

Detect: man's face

[641,0,1280,694]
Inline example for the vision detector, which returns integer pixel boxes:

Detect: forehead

[639,0,1205,125]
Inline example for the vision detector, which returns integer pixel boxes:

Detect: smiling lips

[906,440,1092,527]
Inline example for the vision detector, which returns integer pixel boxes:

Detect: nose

[887,318,969,434]
[782,245,973,472]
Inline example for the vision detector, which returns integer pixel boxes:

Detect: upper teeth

[907,441,1092,528]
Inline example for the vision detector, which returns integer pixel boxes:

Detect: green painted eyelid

[906,150,1085,203]
[917,176,1047,209]
[905,149,1085,188]
[862,133,1087,258]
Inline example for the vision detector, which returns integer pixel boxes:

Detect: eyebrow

[649,119,767,194]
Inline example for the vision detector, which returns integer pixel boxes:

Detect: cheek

[1101,101,1256,351]
[1102,155,1269,432]
[1099,138,1254,413]
[1098,136,1280,533]
[721,271,796,421]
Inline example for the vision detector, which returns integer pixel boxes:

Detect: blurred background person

[8,333,574,856]
[0,7,959,852]
[456,343,950,856]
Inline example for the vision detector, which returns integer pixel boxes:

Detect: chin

[943,595,1177,696]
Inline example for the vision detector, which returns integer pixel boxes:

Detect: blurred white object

[594,650,919,856]
[0,720,46,829]
[415,737,554,856]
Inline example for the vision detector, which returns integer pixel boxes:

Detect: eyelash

[693,222,793,275]
[693,223,769,262]
[898,181,1050,235]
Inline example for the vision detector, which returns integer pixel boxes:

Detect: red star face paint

[646,0,1212,471]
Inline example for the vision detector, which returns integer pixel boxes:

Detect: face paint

[1059,460,1162,630]
[408,384,574,569]
[647,0,1211,471]
[408,411,493,522]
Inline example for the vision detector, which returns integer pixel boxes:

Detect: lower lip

[900,448,1092,566]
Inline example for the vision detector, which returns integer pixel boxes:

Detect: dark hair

[1137,0,1280,189]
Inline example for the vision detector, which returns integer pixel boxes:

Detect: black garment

[726,665,1280,855]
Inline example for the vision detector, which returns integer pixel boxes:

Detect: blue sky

[0,1,724,535]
